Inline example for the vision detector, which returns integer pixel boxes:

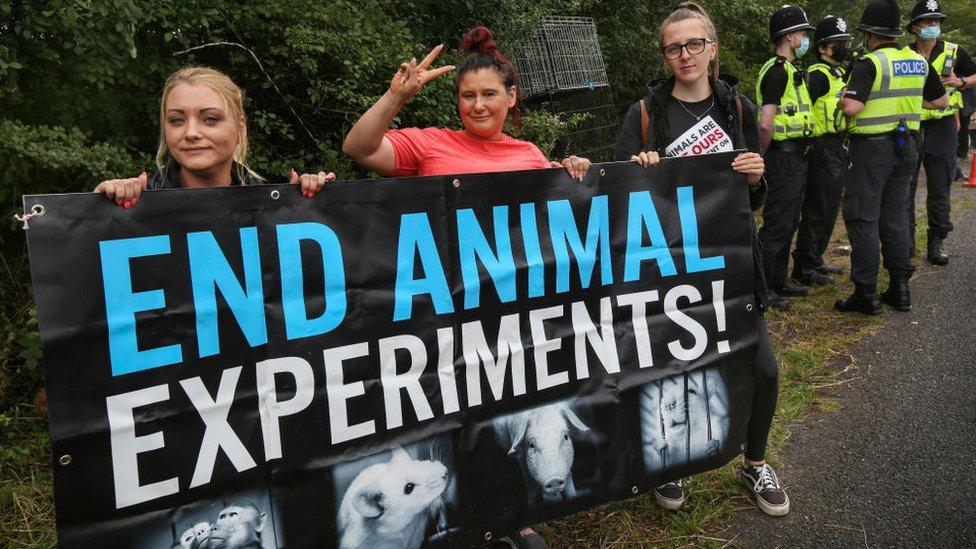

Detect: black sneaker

[738,464,790,517]
[653,479,685,511]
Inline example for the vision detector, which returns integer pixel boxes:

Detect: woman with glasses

[613,2,790,518]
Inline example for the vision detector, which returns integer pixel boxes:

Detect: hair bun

[461,26,499,56]
[675,1,706,15]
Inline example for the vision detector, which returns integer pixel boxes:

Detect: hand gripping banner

[23,151,758,548]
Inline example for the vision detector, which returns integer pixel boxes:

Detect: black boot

[792,268,834,286]
[927,235,949,265]
[767,292,791,311]
[909,240,917,258]
[834,290,882,315]
[880,278,911,311]
[817,264,845,275]
[773,281,810,297]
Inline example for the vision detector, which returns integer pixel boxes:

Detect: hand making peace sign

[389,45,456,103]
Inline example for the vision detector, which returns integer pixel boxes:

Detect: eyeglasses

[662,38,714,60]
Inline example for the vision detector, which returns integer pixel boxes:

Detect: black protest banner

[24,151,758,549]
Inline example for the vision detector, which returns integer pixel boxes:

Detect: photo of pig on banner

[22,151,759,547]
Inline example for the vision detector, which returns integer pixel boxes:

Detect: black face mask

[832,42,852,63]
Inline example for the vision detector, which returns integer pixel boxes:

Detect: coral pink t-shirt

[385,127,551,177]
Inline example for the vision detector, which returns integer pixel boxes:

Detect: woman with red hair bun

[344,25,572,549]
[343,26,590,181]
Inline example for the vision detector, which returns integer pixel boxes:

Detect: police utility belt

[767,138,810,152]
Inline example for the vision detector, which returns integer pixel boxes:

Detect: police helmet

[907,0,946,32]
[858,0,904,38]
[769,5,815,41]
[815,15,853,45]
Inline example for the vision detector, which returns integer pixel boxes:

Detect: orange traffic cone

[966,153,976,188]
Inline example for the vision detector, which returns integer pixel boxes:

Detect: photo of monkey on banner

[331,436,459,549]
[141,488,280,549]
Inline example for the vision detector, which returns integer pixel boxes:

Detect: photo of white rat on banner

[331,436,458,549]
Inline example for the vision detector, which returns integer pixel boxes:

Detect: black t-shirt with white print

[662,95,736,157]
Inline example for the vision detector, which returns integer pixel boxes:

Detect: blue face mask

[795,36,811,57]
[919,26,941,41]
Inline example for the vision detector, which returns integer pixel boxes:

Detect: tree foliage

[1,0,975,407]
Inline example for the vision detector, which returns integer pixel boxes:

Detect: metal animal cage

[511,16,619,161]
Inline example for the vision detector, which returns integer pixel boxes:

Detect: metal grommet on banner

[484,531,493,541]
[631,485,639,494]
[452,179,460,188]
[58,454,72,466]
[600,168,606,176]
[14,204,46,230]
[270,189,281,200]
[746,304,754,312]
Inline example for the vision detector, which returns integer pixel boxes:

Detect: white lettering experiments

[106,282,734,509]
[639,366,729,472]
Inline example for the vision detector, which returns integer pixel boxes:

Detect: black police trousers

[745,319,779,462]
[844,136,916,293]
[793,135,846,273]
[758,147,807,288]
[908,150,956,242]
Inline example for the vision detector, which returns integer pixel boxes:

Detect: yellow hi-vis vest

[921,41,963,121]
[808,62,845,136]
[849,46,927,135]
[756,57,815,140]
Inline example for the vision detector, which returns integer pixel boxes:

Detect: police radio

[942,45,958,78]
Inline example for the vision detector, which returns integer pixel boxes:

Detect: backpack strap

[639,98,650,149]
[733,95,745,149]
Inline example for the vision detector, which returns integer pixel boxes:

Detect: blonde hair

[155,66,263,183]
[659,2,720,83]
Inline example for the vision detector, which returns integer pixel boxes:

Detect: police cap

[858,0,904,38]
[907,0,946,32]
[769,5,815,41]
[815,15,853,44]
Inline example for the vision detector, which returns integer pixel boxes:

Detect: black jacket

[148,158,265,189]
[614,75,771,311]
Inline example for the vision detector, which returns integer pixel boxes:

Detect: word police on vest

[892,59,927,76]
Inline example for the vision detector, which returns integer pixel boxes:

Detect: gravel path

[727,173,976,548]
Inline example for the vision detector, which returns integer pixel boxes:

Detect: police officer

[906,0,976,265]
[791,15,852,286]
[757,5,816,302]
[835,0,948,315]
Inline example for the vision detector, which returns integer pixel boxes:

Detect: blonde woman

[95,66,333,206]
[614,3,789,517]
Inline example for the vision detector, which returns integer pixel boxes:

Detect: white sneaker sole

[753,492,790,517]
[653,492,686,511]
